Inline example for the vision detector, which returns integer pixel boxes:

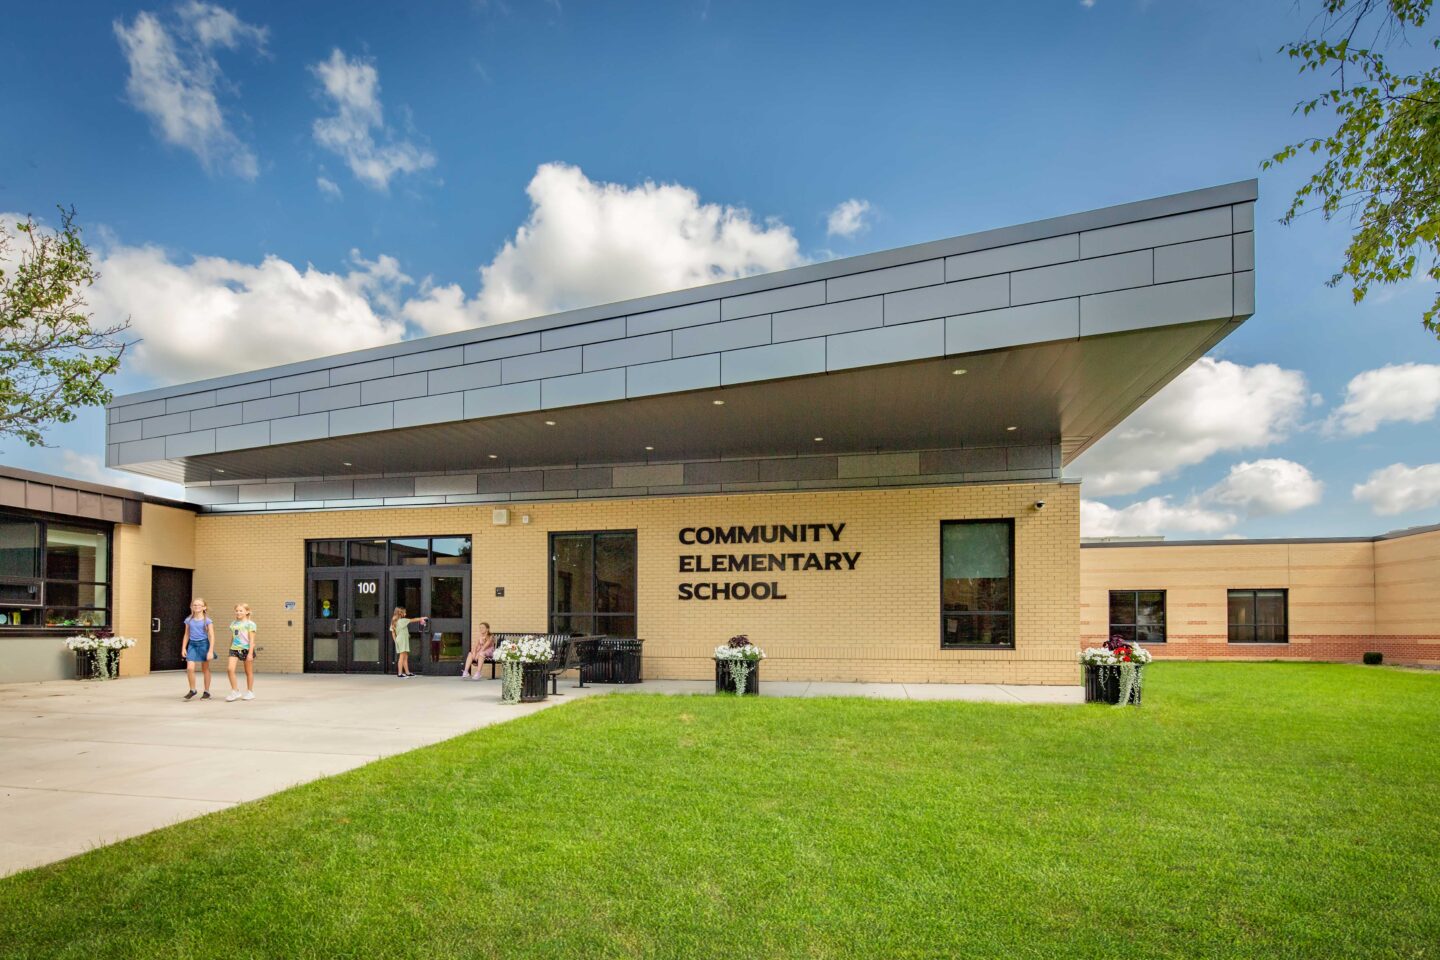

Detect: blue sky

[3,0,1438,537]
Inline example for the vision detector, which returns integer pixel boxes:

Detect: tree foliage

[0,208,129,446]
[1265,0,1440,338]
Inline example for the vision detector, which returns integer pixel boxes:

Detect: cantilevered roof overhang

[105,180,1257,500]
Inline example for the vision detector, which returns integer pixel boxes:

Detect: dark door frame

[149,565,193,672]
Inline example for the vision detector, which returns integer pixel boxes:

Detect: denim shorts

[185,642,209,663]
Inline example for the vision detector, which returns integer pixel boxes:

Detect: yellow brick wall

[1375,528,1440,658]
[188,481,1080,685]
[114,503,198,677]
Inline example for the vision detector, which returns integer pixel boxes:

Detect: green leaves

[1267,1,1440,338]
[0,207,129,447]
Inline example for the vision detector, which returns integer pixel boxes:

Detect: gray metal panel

[395,392,463,428]
[271,413,330,445]
[945,234,1078,282]
[464,381,541,419]
[295,480,354,500]
[626,300,720,337]
[330,358,394,386]
[920,447,1007,473]
[502,347,581,384]
[545,467,611,490]
[271,370,330,395]
[883,274,1008,326]
[165,391,216,414]
[720,338,826,385]
[1080,206,1232,259]
[540,316,625,350]
[185,485,239,505]
[414,474,478,496]
[237,482,294,502]
[757,456,836,481]
[1233,232,1255,272]
[109,420,143,444]
[438,361,501,393]
[140,412,191,438]
[613,463,685,487]
[299,384,361,414]
[1154,236,1231,283]
[720,281,825,321]
[945,299,1079,354]
[165,430,216,458]
[1011,250,1152,305]
[1232,202,1255,232]
[1080,275,1234,335]
[772,296,882,343]
[1006,445,1055,471]
[361,371,428,405]
[215,422,270,452]
[190,403,243,430]
[626,355,720,398]
[583,332,671,371]
[672,315,771,357]
[685,460,758,484]
[215,381,270,405]
[355,478,414,498]
[115,399,167,422]
[837,452,919,478]
[1234,271,1255,317]
[826,259,943,302]
[394,346,464,375]
[242,394,299,423]
[825,319,944,371]
[330,403,395,437]
[465,333,541,363]
[540,369,627,408]
[476,471,545,493]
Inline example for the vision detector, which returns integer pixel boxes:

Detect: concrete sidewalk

[0,672,1080,876]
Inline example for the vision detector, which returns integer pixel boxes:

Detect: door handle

[151,618,161,633]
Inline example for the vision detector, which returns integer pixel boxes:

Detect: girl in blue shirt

[180,598,215,701]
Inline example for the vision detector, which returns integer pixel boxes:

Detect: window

[549,531,637,637]
[306,537,472,570]
[0,515,111,630]
[941,520,1013,648]
[1228,589,1288,644]
[1109,590,1166,644]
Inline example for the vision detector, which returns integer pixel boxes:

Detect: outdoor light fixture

[215,469,225,474]
[342,461,352,466]
[813,437,824,442]
[487,454,498,459]
[712,399,725,406]
[645,445,654,451]
[953,368,967,375]
[1006,426,1018,431]
[544,420,556,426]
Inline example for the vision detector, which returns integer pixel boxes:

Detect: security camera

[1034,500,1046,510]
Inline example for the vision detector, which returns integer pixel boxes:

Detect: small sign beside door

[283,600,297,611]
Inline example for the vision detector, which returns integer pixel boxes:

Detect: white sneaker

[241,691,255,701]
[225,691,241,702]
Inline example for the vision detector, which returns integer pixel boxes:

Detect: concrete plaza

[0,671,1080,876]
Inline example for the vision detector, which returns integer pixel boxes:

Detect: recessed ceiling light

[813,437,824,442]
[544,420,556,426]
[1005,426,1018,432]
[953,368,967,375]
[215,469,226,474]
[645,446,654,451]
[342,461,352,466]
[487,454,498,459]
[712,399,725,406]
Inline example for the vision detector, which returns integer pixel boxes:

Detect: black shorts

[229,648,254,660]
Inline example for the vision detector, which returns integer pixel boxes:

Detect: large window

[0,514,111,629]
[1109,590,1166,644]
[941,520,1014,648]
[1228,589,1288,644]
[306,537,472,569]
[550,531,637,637]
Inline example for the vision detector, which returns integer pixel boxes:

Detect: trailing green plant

[500,661,523,703]
[714,635,765,695]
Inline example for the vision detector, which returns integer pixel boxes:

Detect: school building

[1,178,1433,685]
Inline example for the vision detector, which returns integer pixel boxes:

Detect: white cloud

[1082,457,1322,537]
[316,175,343,200]
[90,244,408,378]
[113,4,266,178]
[1205,459,1324,516]
[1325,363,1440,436]
[1353,463,1440,516]
[1069,358,1310,496]
[401,162,805,334]
[310,49,435,191]
[1081,498,1237,538]
[55,451,184,501]
[826,199,872,239]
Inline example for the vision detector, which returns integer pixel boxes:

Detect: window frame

[939,518,1016,651]
[548,529,638,638]
[304,536,473,571]
[0,512,113,632]
[1227,588,1289,644]
[1108,589,1168,644]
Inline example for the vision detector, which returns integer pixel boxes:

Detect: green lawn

[3,663,1438,959]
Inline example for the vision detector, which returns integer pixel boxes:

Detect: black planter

[714,658,761,695]
[1084,663,1143,705]
[74,649,120,680]
[520,662,549,702]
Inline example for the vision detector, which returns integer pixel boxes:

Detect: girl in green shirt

[225,602,258,702]
[390,606,427,678]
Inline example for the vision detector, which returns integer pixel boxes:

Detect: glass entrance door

[423,570,469,676]
[305,571,386,673]
[347,572,385,673]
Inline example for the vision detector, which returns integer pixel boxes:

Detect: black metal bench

[484,633,571,681]
[574,637,645,684]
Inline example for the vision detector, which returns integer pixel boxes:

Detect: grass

[2,663,1439,959]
